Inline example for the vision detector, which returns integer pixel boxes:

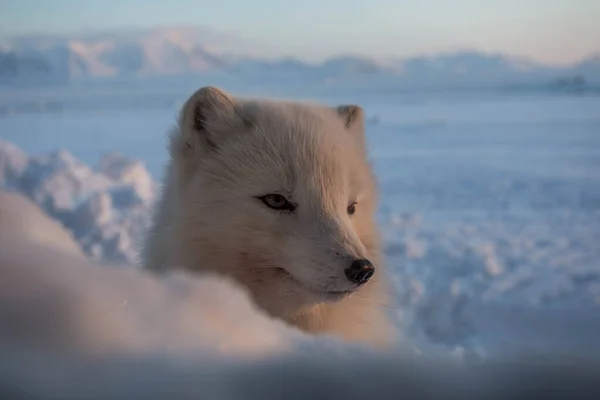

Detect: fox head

[169,86,383,317]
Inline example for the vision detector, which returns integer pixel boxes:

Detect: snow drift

[0,139,154,264]
[0,198,599,400]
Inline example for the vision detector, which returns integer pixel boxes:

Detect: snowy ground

[1,86,599,358]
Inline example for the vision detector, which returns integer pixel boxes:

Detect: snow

[0,138,154,264]
[1,86,600,361]
[1,213,599,398]
[0,191,85,259]
[0,234,316,359]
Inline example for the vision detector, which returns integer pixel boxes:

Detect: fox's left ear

[336,104,366,146]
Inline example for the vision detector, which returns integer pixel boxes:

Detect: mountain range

[1,26,598,89]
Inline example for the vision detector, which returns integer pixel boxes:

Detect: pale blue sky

[0,0,598,64]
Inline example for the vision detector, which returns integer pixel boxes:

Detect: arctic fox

[142,86,395,346]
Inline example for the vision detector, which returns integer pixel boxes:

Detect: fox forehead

[199,102,369,198]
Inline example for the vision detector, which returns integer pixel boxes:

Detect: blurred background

[0,0,599,358]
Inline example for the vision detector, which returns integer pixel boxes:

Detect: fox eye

[257,194,296,212]
[347,202,357,216]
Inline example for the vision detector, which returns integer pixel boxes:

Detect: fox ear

[335,104,366,146]
[179,86,239,152]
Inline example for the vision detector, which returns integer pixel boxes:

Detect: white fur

[142,86,396,346]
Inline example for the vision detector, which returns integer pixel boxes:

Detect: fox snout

[345,258,375,285]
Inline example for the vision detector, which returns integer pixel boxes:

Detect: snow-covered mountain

[0,26,599,89]
[0,26,254,83]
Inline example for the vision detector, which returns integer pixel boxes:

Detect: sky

[0,0,598,64]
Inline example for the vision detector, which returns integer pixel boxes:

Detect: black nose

[345,259,375,285]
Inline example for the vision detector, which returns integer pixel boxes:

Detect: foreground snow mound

[0,235,319,358]
[0,190,85,259]
[0,139,155,264]
[0,234,599,400]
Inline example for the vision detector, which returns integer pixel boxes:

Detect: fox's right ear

[178,86,239,153]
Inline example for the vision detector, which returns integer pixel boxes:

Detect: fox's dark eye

[257,194,296,212]
[347,202,357,216]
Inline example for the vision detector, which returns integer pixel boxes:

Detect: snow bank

[0,231,598,399]
[0,234,316,359]
[0,190,85,259]
[0,139,154,264]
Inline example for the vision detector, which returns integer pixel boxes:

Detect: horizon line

[1,24,598,68]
